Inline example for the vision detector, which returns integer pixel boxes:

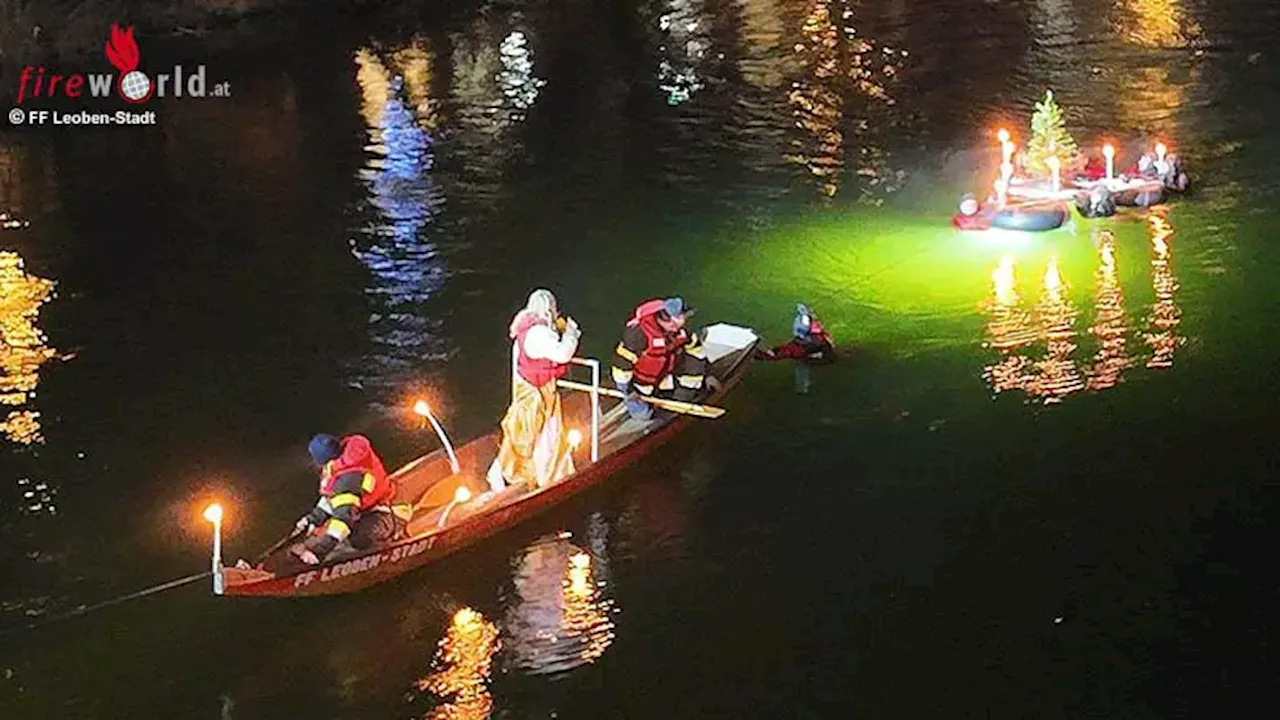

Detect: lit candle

[1001,160,1013,182]
[994,177,1008,208]
[1047,156,1060,193]
[1155,142,1166,163]
[997,129,1013,168]
[1102,144,1115,181]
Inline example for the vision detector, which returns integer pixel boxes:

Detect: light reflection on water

[0,250,57,447]
[350,43,452,403]
[499,515,618,676]
[498,27,547,116]
[450,11,542,202]
[417,607,500,720]
[981,212,1183,402]
[1144,209,1182,367]
[785,0,907,201]
[657,0,713,105]
[1114,0,1202,49]
[1085,231,1133,391]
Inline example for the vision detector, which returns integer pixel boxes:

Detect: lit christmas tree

[1023,90,1080,178]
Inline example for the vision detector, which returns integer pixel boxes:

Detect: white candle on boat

[1103,144,1115,181]
[1047,156,1060,193]
[1155,142,1167,163]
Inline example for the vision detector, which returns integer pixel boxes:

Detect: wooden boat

[215,323,761,597]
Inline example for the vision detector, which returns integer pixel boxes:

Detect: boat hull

[220,324,759,597]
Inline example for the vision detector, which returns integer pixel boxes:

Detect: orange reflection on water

[561,550,616,665]
[981,218,1182,401]
[1026,257,1086,403]
[1115,0,1200,48]
[785,0,904,199]
[0,250,57,445]
[1144,210,1181,368]
[1086,231,1134,390]
[787,0,843,197]
[982,255,1087,403]
[356,43,440,137]
[982,255,1037,394]
[504,535,617,676]
[417,607,500,720]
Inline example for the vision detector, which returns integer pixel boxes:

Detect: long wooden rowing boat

[215,323,760,597]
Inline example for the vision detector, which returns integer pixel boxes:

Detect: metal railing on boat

[567,357,601,463]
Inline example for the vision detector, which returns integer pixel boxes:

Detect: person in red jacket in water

[757,303,836,362]
[291,433,403,564]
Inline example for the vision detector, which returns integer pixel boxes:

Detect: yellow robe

[494,369,575,488]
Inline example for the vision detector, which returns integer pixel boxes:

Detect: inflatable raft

[953,199,1068,233]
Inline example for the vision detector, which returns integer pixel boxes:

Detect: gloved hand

[295,516,314,534]
[291,543,320,565]
[616,380,632,398]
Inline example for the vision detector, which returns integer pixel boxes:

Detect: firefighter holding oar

[610,297,716,421]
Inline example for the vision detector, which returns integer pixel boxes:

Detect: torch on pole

[203,503,224,595]
[414,399,460,474]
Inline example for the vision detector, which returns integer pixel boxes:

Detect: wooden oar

[556,379,725,418]
[253,525,307,563]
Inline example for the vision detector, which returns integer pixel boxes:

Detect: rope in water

[0,570,211,638]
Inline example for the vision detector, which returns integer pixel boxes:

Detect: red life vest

[626,299,689,385]
[318,434,393,509]
[512,313,570,387]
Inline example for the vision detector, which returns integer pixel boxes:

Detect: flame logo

[104,24,140,73]
[104,23,152,103]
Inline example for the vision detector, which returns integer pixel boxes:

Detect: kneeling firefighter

[610,297,711,421]
[291,433,407,565]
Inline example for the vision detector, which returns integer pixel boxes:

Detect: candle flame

[1103,143,1115,157]
[413,399,430,416]
[454,485,471,503]
[203,503,223,524]
[997,128,1010,143]
[567,428,583,449]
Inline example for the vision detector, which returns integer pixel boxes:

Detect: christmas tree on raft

[1022,89,1082,178]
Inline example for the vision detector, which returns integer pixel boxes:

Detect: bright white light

[203,504,223,524]
[498,30,545,113]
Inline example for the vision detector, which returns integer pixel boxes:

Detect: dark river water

[3,0,1280,716]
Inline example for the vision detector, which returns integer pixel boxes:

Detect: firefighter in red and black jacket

[611,297,710,420]
[291,433,402,564]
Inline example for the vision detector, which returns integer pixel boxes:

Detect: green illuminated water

[3,0,1280,716]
